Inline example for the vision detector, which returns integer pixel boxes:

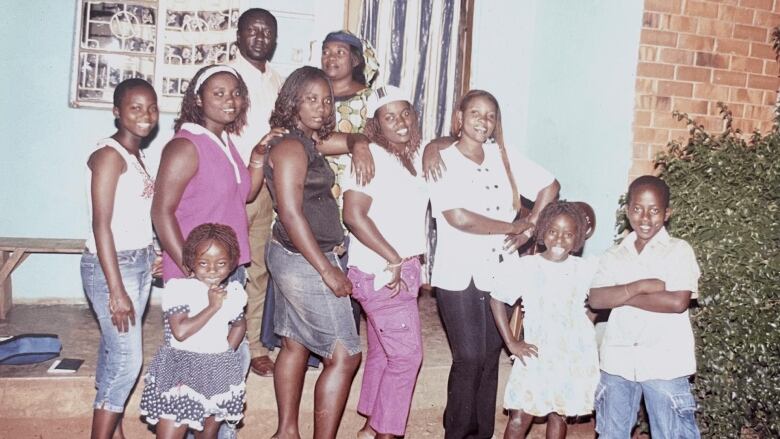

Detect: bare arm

[489,297,538,365]
[269,139,352,297]
[343,190,404,292]
[625,290,692,313]
[227,318,246,350]
[503,179,561,252]
[246,147,265,203]
[89,147,135,332]
[442,208,531,236]
[168,284,224,341]
[588,278,666,310]
[316,132,374,185]
[151,138,197,275]
[422,136,457,181]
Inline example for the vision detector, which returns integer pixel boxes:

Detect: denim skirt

[266,239,361,358]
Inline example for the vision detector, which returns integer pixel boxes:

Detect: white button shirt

[429,142,554,292]
[231,55,284,165]
[342,144,428,289]
[592,227,701,381]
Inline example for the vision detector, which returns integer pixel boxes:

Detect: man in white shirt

[231,8,283,378]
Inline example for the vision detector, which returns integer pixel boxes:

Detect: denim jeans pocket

[671,391,700,437]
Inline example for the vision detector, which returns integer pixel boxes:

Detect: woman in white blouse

[427,90,559,439]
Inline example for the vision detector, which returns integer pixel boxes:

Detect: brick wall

[630,0,779,179]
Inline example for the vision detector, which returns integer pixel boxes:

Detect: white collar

[621,227,671,254]
[181,123,242,184]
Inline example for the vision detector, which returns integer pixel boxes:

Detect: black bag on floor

[0,333,61,365]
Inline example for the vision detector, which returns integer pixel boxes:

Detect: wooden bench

[0,238,86,319]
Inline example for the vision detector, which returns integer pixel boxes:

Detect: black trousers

[436,279,505,439]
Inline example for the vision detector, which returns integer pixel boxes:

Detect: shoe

[250,355,274,377]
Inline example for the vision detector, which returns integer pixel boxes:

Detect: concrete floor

[0,294,597,438]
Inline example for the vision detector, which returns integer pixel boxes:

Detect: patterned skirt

[139,345,245,431]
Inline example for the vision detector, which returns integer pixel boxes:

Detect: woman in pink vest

[151,65,267,438]
[152,65,267,286]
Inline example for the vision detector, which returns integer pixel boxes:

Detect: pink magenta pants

[347,258,423,436]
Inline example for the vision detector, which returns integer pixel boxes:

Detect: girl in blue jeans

[80,78,159,439]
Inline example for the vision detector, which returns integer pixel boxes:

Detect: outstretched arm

[504,179,561,252]
[422,136,456,181]
[315,132,374,185]
[442,208,533,236]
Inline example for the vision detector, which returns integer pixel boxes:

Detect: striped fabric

[359,0,461,141]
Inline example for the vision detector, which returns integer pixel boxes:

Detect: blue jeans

[595,371,701,439]
[80,246,154,413]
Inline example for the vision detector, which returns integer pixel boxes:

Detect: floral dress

[491,254,600,416]
[326,87,373,207]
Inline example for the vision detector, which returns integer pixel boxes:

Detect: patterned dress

[326,87,373,207]
[492,254,600,416]
[140,279,247,431]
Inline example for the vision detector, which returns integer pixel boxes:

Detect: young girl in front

[81,78,158,439]
[490,201,600,439]
[140,223,247,439]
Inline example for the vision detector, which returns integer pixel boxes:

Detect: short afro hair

[113,78,155,108]
[628,175,670,208]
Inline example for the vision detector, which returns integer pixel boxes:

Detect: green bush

[617,106,780,437]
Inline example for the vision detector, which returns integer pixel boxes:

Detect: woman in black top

[263,66,361,439]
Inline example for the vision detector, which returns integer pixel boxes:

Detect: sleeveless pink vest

[162,124,250,281]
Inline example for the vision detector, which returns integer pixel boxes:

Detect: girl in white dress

[490,202,600,439]
[140,223,247,438]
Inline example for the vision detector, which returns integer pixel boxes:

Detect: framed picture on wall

[69,0,315,113]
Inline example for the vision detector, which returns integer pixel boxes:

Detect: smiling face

[295,77,333,136]
[113,85,159,139]
[321,41,358,82]
[541,213,578,262]
[457,95,497,145]
[376,100,413,149]
[191,239,233,287]
[197,72,245,133]
[237,12,276,63]
[627,185,671,253]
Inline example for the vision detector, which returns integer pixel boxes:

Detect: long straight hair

[450,90,520,211]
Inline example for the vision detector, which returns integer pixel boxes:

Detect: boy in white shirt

[589,175,701,439]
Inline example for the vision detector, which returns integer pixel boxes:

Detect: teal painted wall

[471,0,643,255]
[2,0,642,301]
[0,0,342,301]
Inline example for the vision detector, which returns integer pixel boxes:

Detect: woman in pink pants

[343,86,428,438]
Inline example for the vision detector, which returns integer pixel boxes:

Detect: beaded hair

[628,175,670,208]
[174,65,249,134]
[269,66,336,140]
[182,223,241,273]
[535,201,589,252]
